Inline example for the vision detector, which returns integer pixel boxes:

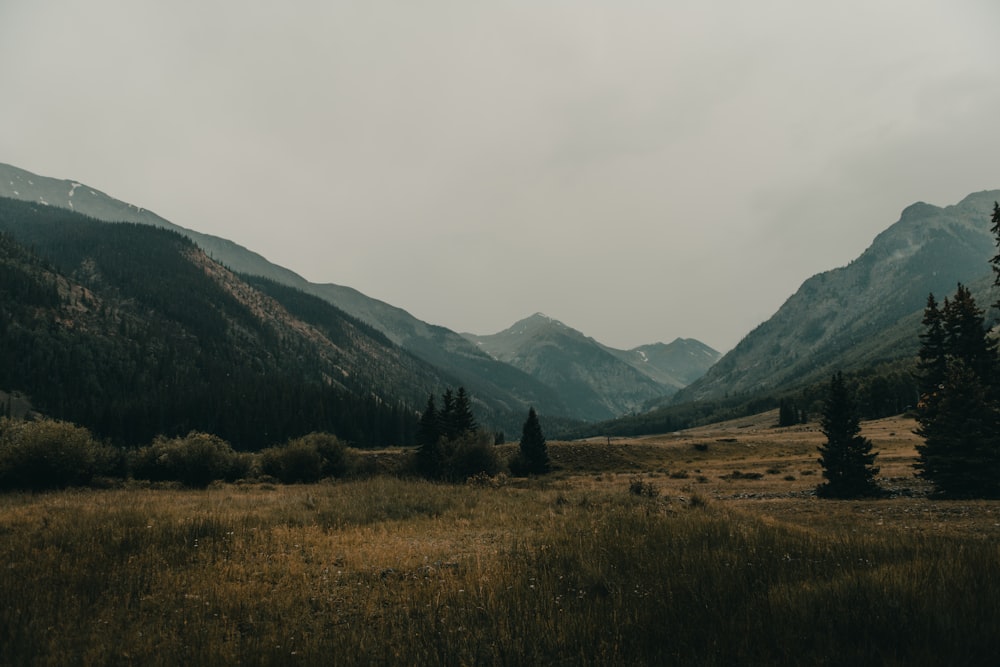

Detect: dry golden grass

[1,411,999,665]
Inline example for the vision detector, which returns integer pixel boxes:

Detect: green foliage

[0,418,121,491]
[413,387,496,481]
[131,432,249,488]
[816,373,881,498]
[260,432,356,484]
[442,431,503,482]
[915,283,1000,498]
[511,407,550,475]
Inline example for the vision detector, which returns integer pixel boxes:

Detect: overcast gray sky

[2,1,998,352]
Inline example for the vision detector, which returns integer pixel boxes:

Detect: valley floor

[1,411,998,665]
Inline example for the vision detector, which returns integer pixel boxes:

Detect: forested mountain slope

[0,198,435,447]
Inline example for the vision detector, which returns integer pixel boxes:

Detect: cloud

[2,0,999,352]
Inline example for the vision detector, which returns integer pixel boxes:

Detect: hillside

[674,190,1000,404]
[0,198,434,447]
[0,162,574,424]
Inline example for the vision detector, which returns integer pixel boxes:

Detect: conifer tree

[916,359,999,497]
[450,387,478,437]
[415,394,443,479]
[816,372,880,498]
[516,407,550,475]
[916,293,948,421]
[916,283,1000,497]
[991,201,1000,310]
[439,388,456,440]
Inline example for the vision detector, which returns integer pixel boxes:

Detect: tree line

[414,387,550,481]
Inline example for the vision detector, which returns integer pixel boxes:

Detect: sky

[2,1,999,352]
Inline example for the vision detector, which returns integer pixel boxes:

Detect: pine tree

[415,394,443,479]
[438,388,456,440]
[916,293,948,421]
[916,284,1000,497]
[991,201,1000,310]
[942,284,997,381]
[450,387,478,437]
[916,359,999,498]
[816,372,880,498]
[516,407,550,475]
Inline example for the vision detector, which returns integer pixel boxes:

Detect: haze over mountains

[465,313,719,418]
[0,162,718,430]
[2,161,997,442]
[675,189,1000,405]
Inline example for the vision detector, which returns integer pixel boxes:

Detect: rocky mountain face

[464,314,720,420]
[675,190,1000,404]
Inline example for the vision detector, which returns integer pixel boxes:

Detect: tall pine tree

[415,394,444,479]
[515,407,550,475]
[991,201,1000,311]
[916,283,1000,497]
[816,372,881,498]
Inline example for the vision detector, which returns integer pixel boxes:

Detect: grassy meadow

[2,412,999,665]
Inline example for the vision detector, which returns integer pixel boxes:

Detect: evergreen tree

[415,394,444,479]
[916,359,999,498]
[942,284,997,382]
[916,293,948,421]
[916,284,1000,497]
[778,397,804,427]
[516,407,550,475]
[816,372,880,498]
[439,388,456,440]
[450,387,478,437]
[991,201,1000,310]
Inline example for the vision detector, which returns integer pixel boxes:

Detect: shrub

[259,433,356,484]
[132,432,244,488]
[444,432,502,482]
[0,418,121,491]
[628,476,659,498]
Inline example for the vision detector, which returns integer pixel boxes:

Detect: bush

[132,432,245,488]
[259,433,356,484]
[0,418,121,491]
[444,432,503,482]
[628,476,659,498]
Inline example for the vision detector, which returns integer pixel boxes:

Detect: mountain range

[673,190,1000,405]
[3,161,996,443]
[0,162,718,431]
[464,313,719,417]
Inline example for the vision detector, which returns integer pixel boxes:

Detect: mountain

[463,313,719,421]
[0,197,442,447]
[0,162,570,424]
[674,190,1000,405]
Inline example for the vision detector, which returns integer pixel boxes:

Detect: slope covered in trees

[0,198,420,448]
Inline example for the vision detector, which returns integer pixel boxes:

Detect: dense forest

[0,198,417,449]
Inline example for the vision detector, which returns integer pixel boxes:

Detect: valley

[1,411,997,665]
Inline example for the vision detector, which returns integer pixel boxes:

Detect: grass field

[1,411,998,665]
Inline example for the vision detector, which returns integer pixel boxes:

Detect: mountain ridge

[673,189,1000,405]
[464,313,720,420]
[0,162,717,424]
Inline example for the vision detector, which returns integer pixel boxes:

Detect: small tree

[513,407,550,475]
[816,372,880,498]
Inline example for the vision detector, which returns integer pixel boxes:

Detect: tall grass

[0,480,997,665]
